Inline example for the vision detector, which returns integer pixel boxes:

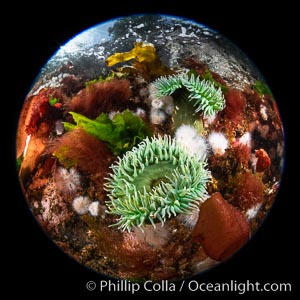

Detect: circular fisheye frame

[16,14,284,281]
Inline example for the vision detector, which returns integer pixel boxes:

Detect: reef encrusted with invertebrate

[16,15,285,282]
[105,135,211,232]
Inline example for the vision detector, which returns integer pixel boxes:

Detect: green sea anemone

[105,135,211,232]
[153,74,225,118]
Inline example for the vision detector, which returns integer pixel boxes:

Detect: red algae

[25,89,63,135]
[224,89,246,125]
[68,78,132,119]
[50,129,115,175]
[232,143,251,168]
[231,172,264,210]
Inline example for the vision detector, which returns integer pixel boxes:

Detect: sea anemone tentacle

[181,74,225,117]
[153,74,183,97]
[153,73,225,118]
[105,135,211,232]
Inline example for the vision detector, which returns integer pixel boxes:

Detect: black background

[6,1,296,297]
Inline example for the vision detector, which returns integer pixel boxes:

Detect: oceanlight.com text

[86,279,292,294]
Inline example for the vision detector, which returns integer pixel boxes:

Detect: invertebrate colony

[16,15,284,281]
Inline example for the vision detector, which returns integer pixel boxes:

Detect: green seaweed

[85,72,115,87]
[16,155,23,171]
[53,146,77,168]
[253,80,272,96]
[49,96,59,106]
[64,110,150,155]
[201,69,228,93]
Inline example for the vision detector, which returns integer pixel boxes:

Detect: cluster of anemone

[175,125,229,159]
[147,84,174,125]
[105,135,211,232]
[48,65,228,234]
[52,71,227,234]
[174,125,208,160]
[55,167,81,195]
[72,196,100,217]
[207,132,229,156]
